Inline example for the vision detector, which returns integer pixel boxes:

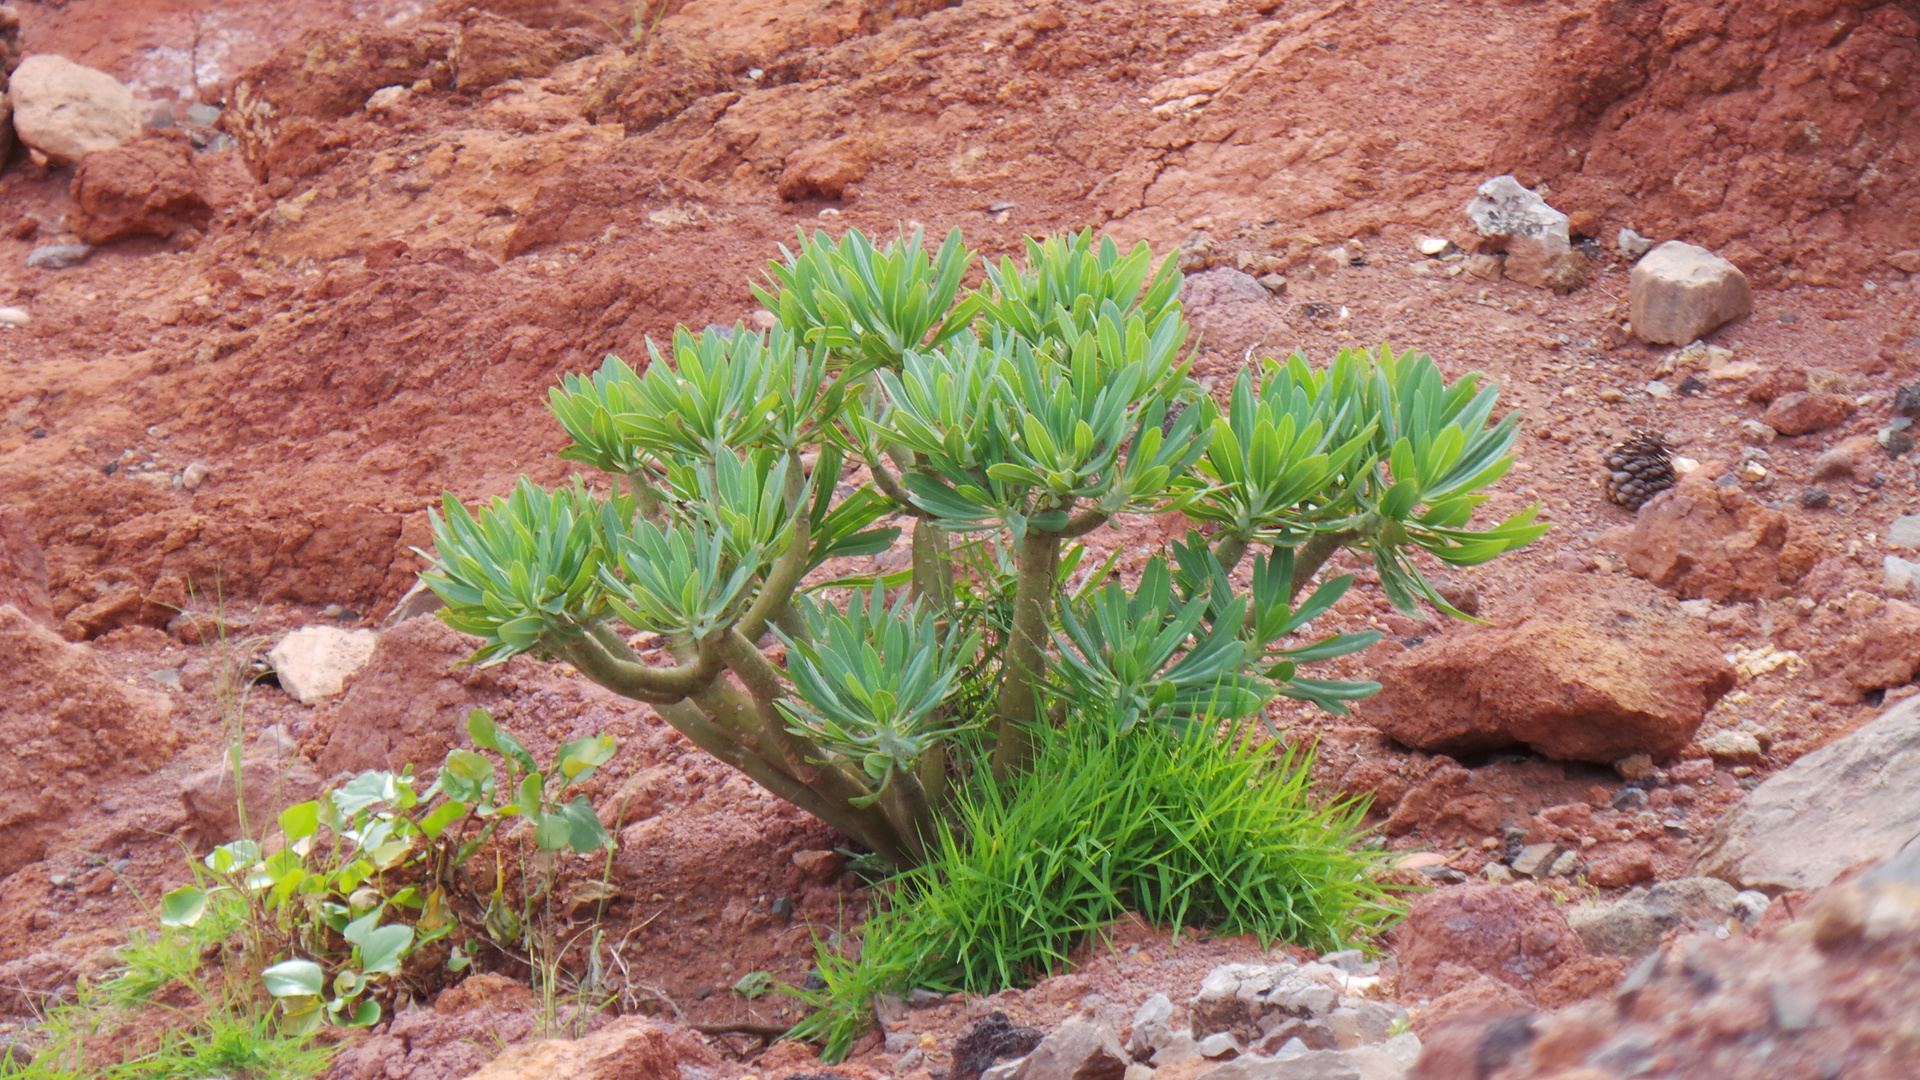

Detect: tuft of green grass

[788,716,1399,1059]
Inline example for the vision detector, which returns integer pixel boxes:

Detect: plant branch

[556,623,722,705]
[653,699,912,864]
[1289,530,1356,601]
[867,453,923,516]
[737,487,812,644]
[1211,534,1248,575]
[1059,509,1109,539]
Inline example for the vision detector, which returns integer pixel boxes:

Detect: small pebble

[26,243,92,270]
[0,307,28,327]
[1799,488,1832,509]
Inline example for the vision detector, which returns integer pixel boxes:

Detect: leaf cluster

[160,711,617,1035]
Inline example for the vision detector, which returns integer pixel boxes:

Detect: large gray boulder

[1696,694,1920,893]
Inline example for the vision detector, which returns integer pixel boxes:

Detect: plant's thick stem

[910,519,953,612]
[654,700,915,866]
[992,528,1062,778]
[558,625,722,704]
[1211,534,1249,575]
[1289,530,1355,601]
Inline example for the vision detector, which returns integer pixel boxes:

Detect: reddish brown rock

[1181,267,1295,361]
[1588,850,1655,888]
[222,23,455,182]
[0,607,178,877]
[451,11,598,92]
[179,753,322,847]
[1357,573,1735,764]
[1744,366,1808,404]
[776,136,871,201]
[69,134,214,244]
[0,504,51,626]
[1829,598,1920,695]
[311,616,501,775]
[1396,884,1613,1008]
[1761,391,1855,436]
[583,29,724,135]
[1606,470,1822,601]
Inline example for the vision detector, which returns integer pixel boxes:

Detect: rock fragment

[267,625,378,705]
[1355,573,1734,763]
[1616,228,1654,260]
[26,243,91,270]
[1761,392,1853,437]
[6,54,140,164]
[1629,241,1751,345]
[1695,693,1920,893]
[1463,175,1582,290]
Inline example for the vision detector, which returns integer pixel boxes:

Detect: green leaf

[358,924,414,975]
[556,735,618,782]
[562,796,615,853]
[347,998,382,1027]
[263,959,324,999]
[534,813,573,851]
[420,799,469,841]
[279,800,320,843]
[158,886,208,927]
[733,970,776,998]
[466,709,500,751]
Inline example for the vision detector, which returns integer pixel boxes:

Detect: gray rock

[1547,849,1581,877]
[1567,877,1739,957]
[1887,514,1920,549]
[909,987,946,1009]
[1123,1065,1154,1080]
[0,307,29,328]
[984,1061,1026,1080]
[1648,876,1738,922]
[1015,1016,1129,1080]
[1567,893,1666,957]
[1128,994,1173,1060]
[180,462,214,491]
[1511,843,1561,878]
[26,243,92,270]
[1731,890,1771,929]
[1463,175,1574,289]
[1696,694,1920,893]
[383,577,447,627]
[1629,241,1752,345]
[1324,1009,1362,1050]
[1737,419,1777,444]
[1197,1033,1242,1059]
[1278,981,1338,1020]
[1618,228,1655,260]
[1317,951,1366,974]
[1149,1033,1200,1068]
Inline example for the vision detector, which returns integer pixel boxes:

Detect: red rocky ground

[1,0,1918,1075]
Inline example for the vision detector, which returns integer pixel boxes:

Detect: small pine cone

[1604,430,1674,511]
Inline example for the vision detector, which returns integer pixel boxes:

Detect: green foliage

[4,887,332,1080]
[418,223,1542,880]
[158,710,617,1034]
[786,715,1396,1060]
[777,587,983,786]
